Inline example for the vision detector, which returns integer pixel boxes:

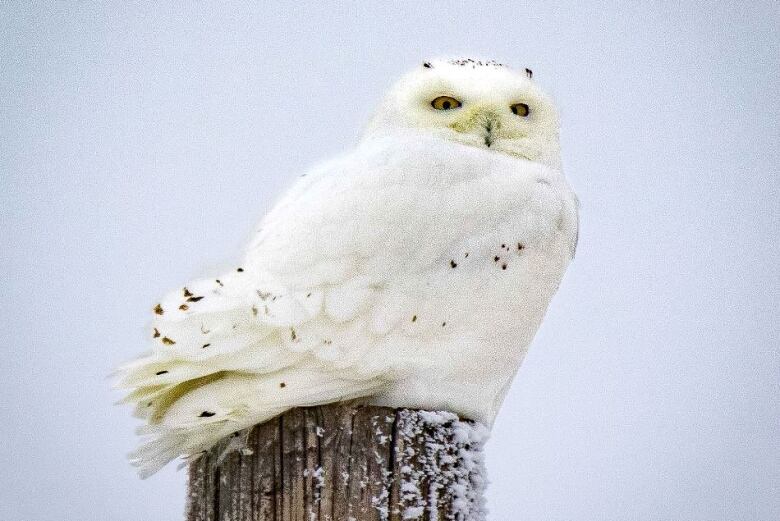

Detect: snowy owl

[116,58,578,476]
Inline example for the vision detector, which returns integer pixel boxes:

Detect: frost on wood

[186,404,489,521]
[393,410,488,521]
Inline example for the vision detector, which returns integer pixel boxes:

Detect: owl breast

[248,135,577,424]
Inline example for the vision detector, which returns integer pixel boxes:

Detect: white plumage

[116,58,578,476]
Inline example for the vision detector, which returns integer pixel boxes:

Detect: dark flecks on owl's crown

[422,58,533,79]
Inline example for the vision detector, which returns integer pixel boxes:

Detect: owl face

[365,59,561,169]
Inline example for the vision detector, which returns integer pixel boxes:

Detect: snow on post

[186,403,489,521]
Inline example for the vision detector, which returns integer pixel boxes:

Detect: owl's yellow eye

[431,96,462,110]
[510,103,530,117]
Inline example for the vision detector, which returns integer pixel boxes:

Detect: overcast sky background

[1,2,778,520]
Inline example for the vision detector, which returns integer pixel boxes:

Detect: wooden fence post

[185,403,489,521]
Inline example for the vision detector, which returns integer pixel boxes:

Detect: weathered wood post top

[186,404,489,521]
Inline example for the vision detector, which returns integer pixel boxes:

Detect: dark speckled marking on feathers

[447,58,506,69]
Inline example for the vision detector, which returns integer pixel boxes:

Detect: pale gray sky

[1,2,778,520]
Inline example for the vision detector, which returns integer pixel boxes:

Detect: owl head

[364,58,561,170]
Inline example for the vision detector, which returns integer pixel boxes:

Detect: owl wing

[116,136,574,476]
[114,143,416,475]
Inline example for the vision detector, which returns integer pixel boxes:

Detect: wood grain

[186,404,488,521]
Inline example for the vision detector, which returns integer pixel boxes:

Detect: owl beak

[476,112,499,148]
[449,105,501,148]
[483,119,495,147]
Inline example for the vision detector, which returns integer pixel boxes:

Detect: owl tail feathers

[128,369,386,478]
